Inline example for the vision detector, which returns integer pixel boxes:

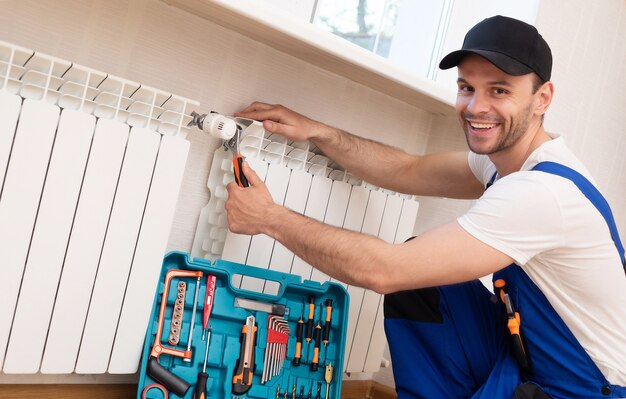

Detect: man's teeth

[470,122,497,129]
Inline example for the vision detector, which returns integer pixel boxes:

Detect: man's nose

[466,92,491,115]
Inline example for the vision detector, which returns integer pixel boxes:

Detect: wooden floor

[0,380,397,398]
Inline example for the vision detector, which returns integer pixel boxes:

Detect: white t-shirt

[458,134,626,385]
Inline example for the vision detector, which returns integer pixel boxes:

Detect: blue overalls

[384,162,626,398]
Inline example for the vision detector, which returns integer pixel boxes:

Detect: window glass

[315,0,399,57]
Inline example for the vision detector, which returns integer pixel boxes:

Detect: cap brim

[439,49,534,76]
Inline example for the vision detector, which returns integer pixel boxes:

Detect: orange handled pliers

[223,126,249,188]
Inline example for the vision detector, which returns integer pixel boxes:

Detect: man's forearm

[311,125,418,193]
[263,204,391,291]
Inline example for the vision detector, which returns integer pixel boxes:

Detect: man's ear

[535,81,554,117]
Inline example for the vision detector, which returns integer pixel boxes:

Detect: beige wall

[537,0,626,233]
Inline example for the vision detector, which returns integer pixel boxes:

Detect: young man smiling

[225,16,626,398]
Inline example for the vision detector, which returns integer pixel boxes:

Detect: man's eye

[458,86,474,93]
[493,88,508,95]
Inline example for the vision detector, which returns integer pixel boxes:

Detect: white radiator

[191,121,420,374]
[0,41,195,374]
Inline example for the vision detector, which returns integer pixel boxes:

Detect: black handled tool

[147,357,189,397]
[310,309,322,371]
[305,295,316,363]
[292,301,305,366]
[322,299,333,365]
[194,328,212,399]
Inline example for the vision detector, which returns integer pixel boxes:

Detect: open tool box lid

[137,251,349,399]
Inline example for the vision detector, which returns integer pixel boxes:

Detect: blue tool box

[137,252,349,399]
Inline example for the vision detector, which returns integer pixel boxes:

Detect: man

[225,16,626,398]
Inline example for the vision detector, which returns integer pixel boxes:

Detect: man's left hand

[225,161,277,235]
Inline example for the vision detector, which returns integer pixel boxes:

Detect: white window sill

[161,0,457,116]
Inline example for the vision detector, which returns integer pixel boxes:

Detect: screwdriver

[322,299,333,365]
[305,296,316,343]
[194,275,216,399]
[324,363,333,399]
[503,293,528,369]
[494,279,528,369]
[193,328,212,399]
[202,275,217,340]
[305,296,316,362]
[292,301,305,366]
[310,306,322,371]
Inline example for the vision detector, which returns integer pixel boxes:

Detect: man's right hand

[234,102,331,143]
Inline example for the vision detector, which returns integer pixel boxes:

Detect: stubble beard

[462,102,534,155]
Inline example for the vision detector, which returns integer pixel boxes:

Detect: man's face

[455,55,539,155]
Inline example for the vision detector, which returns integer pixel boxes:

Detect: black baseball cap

[439,15,552,82]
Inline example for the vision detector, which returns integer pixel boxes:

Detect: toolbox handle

[212,259,302,297]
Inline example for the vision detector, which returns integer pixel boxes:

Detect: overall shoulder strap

[532,161,626,269]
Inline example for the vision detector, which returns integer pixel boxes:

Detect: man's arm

[225,163,513,293]
[235,102,484,199]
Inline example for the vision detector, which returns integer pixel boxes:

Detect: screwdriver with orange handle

[494,279,529,369]
[305,296,316,351]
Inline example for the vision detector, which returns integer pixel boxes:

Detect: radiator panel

[0,91,20,185]
[289,174,333,281]
[241,161,290,292]
[109,134,190,373]
[3,109,96,373]
[0,99,60,371]
[263,168,312,295]
[0,41,195,375]
[309,180,351,283]
[41,119,130,374]
[75,128,162,374]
